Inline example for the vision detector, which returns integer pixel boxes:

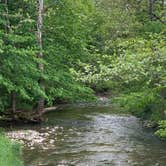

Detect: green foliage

[43,0,96,103]
[113,90,165,121]
[0,1,44,112]
[0,133,23,166]
[0,0,96,113]
[106,32,166,128]
[155,119,166,139]
[139,21,166,34]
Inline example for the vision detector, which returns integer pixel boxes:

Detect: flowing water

[6,105,166,166]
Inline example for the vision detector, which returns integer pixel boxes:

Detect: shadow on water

[5,105,166,166]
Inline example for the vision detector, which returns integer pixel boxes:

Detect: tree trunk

[162,0,165,10]
[37,0,44,119]
[149,0,154,21]
[5,0,10,33]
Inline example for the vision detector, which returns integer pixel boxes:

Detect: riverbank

[0,132,23,166]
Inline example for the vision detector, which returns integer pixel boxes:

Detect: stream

[5,105,166,166]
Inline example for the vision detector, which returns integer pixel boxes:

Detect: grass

[0,132,23,166]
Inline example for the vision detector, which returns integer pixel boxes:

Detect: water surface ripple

[7,106,166,166]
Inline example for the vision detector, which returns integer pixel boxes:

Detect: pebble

[5,126,61,150]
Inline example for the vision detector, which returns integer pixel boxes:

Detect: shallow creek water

[5,105,166,166]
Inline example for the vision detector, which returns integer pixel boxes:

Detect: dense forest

[0,0,166,165]
[0,0,165,133]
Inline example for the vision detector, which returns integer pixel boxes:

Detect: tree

[149,0,154,20]
[0,1,42,117]
[37,0,44,119]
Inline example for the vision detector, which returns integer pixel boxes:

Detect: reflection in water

[6,106,166,166]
